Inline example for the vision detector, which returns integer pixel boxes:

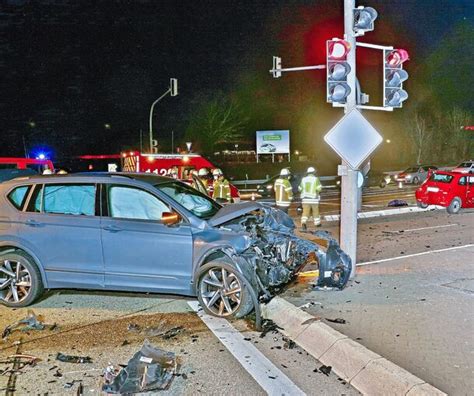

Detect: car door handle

[103,225,122,233]
[25,219,42,227]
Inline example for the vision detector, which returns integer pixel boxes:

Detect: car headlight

[266,185,273,190]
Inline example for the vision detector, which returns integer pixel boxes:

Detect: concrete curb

[261,297,446,396]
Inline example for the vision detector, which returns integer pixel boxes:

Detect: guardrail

[232,175,339,187]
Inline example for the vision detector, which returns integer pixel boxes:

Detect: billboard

[256,130,290,154]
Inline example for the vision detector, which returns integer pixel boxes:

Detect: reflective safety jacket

[212,179,231,201]
[274,177,293,207]
[299,174,322,203]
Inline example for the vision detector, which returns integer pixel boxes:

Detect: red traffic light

[327,39,351,60]
[386,49,409,67]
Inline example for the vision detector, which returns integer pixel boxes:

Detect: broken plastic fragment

[325,318,346,324]
[56,353,92,364]
[102,340,177,394]
[2,310,48,339]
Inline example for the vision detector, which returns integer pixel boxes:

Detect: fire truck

[121,151,240,202]
[0,157,55,182]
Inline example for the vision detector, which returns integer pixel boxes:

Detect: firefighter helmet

[307,166,316,174]
[198,168,209,176]
[280,168,290,176]
[212,168,223,176]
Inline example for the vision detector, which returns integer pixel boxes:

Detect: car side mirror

[162,211,181,226]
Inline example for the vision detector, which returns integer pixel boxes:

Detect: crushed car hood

[208,201,263,227]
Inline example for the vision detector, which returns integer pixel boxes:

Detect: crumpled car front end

[210,203,352,302]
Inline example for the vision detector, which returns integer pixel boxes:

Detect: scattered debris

[298,301,322,309]
[319,365,332,376]
[282,337,295,349]
[159,326,184,340]
[325,318,346,324]
[260,319,283,338]
[2,310,57,339]
[102,340,177,394]
[56,353,92,364]
[127,323,141,332]
[388,199,408,207]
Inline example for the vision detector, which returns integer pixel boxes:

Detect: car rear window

[7,186,31,210]
[429,173,453,183]
[27,184,96,215]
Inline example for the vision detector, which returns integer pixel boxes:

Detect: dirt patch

[1,312,206,355]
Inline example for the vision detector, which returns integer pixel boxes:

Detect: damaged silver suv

[0,173,351,318]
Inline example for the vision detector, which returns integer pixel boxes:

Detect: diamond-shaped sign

[324,109,382,170]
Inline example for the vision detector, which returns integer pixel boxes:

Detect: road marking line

[356,244,474,267]
[401,223,459,232]
[324,205,442,221]
[188,301,305,396]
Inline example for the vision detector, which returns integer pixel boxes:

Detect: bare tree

[185,95,248,154]
[446,107,472,162]
[410,111,432,165]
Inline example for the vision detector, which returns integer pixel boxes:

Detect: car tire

[447,197,462,214]
[0,250,44,308]
[379,180,386,188]
[413,176,419,184]
[417,201,429,209]
[196,261,254,319]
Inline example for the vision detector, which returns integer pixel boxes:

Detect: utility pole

[340,0,359,276]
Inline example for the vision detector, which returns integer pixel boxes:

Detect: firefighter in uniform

[212,168,231,203]
[299,166,322,230]
[198,168,210,190]
[274,168,293,213]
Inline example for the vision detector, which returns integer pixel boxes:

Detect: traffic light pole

[340,0,358,277]
[149,88,172,153]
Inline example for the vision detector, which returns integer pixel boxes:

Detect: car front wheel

[413,176,419,184]
[447,197,462,214]
[417,201,429,209]
[196,262,254,318]
[0,251,44,307]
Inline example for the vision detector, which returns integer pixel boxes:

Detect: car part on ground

[102,340,177,394]
[56,353,92,364]
[1,310,54,339]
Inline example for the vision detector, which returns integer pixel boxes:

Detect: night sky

[0,0,472,160]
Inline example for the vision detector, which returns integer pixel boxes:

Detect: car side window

[108,185,169,221]
[7,186,31,210]
[41,184,96,216]
[458,177,467,186]
[468,176,474,185]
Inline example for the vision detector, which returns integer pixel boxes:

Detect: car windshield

[429,173,453,183]
[457,162,472,168]
[156,181,221,219]
[404,167,418,173]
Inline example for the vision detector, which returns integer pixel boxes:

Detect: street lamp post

[149,78,178,153]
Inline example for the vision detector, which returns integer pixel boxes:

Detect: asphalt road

[285,208,474,395]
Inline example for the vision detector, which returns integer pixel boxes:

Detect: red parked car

[415,171,474,214]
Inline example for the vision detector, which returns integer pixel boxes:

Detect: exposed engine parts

[219,205,352,300]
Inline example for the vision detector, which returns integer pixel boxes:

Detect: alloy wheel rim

[200,267,242,317]
[0,259,32,303]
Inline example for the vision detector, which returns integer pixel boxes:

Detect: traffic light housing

[353,6,378,36]
[170,78,178,96]
[327,39,352,104]
[384,49,409,108]
[272,56,282,78]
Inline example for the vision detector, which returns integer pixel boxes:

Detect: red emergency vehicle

[121,151,240,202]
[0,157,54,173]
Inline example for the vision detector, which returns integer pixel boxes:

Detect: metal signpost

[270,1,409,277]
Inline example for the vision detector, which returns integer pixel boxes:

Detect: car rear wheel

[413,176,419,184]
[0,251,43,307]
[447,197,462,214]
[197,262,254,319]
[417,201,429,209]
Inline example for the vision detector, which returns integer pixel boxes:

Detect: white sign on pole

[324,109,382,170]
[256,130,290,154]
